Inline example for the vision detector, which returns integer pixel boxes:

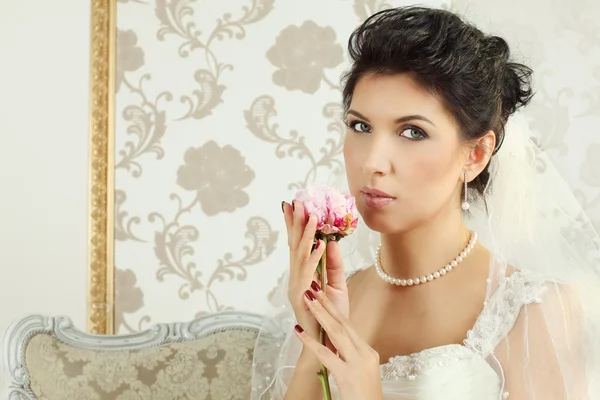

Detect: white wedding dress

[327,266,544,400]
[252,259,587,400]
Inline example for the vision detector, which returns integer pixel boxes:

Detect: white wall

[0,0,91,389]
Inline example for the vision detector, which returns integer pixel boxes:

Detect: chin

[358,203,424,235]
[358,207,403,234]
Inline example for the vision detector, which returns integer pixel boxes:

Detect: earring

[461,171,470,211]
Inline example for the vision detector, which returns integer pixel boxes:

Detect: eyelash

[345,120,428,140]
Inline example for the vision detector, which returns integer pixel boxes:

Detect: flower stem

[318,370,332,400]
[317,236,332,400]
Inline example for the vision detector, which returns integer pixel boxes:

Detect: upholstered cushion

[24,328,257,400]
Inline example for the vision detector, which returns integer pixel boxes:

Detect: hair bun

[501,62,534,120]
[482,35,533,119]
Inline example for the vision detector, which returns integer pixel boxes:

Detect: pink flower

[295,185,359,238]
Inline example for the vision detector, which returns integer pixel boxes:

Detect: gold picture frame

[87,0,116,335]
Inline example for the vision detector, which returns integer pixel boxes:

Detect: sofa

[2,311,275,399]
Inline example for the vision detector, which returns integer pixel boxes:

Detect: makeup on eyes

[344,119,428,140]
[345,109,436,127]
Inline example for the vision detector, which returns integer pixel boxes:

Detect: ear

[464,130,496,181]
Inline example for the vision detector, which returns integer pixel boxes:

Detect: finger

[294,324,345,373]
[309,282,364,349]
[282,201,293,247]
[300,240,325,284]
[290,201,307,251]
[324,241,347,291]
[298,214,319,262]
[304,290,356,357]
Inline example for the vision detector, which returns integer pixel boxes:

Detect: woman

[251,6,600,399]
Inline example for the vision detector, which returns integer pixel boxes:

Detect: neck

[379,207,471,279]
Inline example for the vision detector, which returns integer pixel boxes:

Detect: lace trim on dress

[379,344,477,380]
[464,270,548,355]
[375,269,548,381]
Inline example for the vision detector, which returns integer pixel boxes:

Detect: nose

[361,133,391,176]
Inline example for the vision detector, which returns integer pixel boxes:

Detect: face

[343,73,470,234]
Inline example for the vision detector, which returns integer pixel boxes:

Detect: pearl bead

[373,231,477,286]
[461,201,470,210]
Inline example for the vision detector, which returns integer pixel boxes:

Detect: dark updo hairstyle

[342,6,534,200]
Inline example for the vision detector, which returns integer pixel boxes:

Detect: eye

[347,120,371,134]
[400,126,427,140]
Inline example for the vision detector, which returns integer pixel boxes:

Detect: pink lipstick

[360,187,396,209]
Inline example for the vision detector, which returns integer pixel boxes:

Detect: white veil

[466,113,600,398]
[250,112,600,399]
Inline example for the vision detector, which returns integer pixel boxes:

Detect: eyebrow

[346,109,436,127]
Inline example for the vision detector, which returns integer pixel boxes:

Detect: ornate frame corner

[87,0,117,335]
[1,315,65,400]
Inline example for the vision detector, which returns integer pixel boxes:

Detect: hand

[294,282,383,400]
[282,200,350,348]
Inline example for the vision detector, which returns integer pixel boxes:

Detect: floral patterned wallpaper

[112,0,600,332]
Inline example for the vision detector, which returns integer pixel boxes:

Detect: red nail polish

[292,201,296,211]
[294,324,304,333]
[315,240,321,249]
[311,281,322,292]
[305,290,316,301]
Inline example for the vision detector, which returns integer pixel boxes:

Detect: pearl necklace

[375,231,478,286]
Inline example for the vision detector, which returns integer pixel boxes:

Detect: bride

[251,6,600,400]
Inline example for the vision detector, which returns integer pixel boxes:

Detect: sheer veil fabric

[250,113,600,399]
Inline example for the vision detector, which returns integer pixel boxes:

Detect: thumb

[325,240,346,290]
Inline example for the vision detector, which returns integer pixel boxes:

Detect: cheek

[409,145,461,193]
[343,137,359,173]
[343,137,363,195]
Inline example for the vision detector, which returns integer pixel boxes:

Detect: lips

[360,187,396,209]
[361,187,394,198]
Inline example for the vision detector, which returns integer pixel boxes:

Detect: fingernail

[281,201,285,212]
[304,290,317,301]
[315,240,321,249]
[294,324,304,333]
[311,281,322,292]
